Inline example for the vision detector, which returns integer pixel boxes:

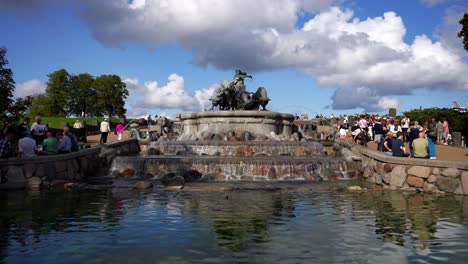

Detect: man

[412,132,429,159]
[100,118,111,143]
[31,115,48,145]
[147,115,152,129]
[63,126,79,152]
[57,132,71,154]
[373,119,386,151]
[42,131,58,154]
[18,132,37,159]
[401,114,410,142]
[17,117,32,138]
[0,130,16,158]
[391,132,408,157]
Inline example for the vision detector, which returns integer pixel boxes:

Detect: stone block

[72,159,80,172]
[427,175,437,183]
[0,166,26,190]
[23,163,36,178]
[134,181,153,190]
[389,166,407,188]
[384,164,393,173]
[423,181,436,192]
[432,168,440,175]
[441,168,460,177]
[55,161,67,173]
[461,171,468,195]
[28,177,42,189]
[436,176,459,193]
[407,166,431,178]
[35,164,45,178]
[382,173,391,184]
[406,176,424,188]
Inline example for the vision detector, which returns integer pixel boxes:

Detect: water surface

[1,182,468,263]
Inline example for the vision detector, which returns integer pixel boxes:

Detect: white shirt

[18,137,37,159]
[100,121,110,132]
[358,118,368,129]
[401,117,410,129]
[31,122,48,136]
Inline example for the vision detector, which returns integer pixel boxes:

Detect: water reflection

[0,184,467,263]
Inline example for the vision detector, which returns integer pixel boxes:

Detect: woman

[116,122,124,141]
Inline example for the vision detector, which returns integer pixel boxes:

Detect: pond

[1,182,468,263]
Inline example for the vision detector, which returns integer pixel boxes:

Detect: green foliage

[69,73,96,117]
[458,12,468,51]
[25,117,121,129]
[0,47,32,127]
[94,75,128,118]
[46,68,71,116]
[404,108,468,142]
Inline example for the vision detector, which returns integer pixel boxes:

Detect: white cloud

[122,74,215,115]
[15,79,46,98]
[420,0,450,7]
[331,87,400,112]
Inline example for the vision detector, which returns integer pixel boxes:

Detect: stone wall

[334,139,468,195]
[0,139,140,190]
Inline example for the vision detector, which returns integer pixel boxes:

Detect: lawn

[25,117,122,129]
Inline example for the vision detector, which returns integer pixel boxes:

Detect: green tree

[0,47,15,127]
[94,74,128,117]
[46,68,71,116]
[69,73,96,117]
[458,12,468,51]
[26,93,51,117]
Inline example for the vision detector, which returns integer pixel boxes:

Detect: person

[435,120,443,144]
[116,122,124,141]
[351,122,362,143]
[31,115,48,145]
[383,132,393,156]
[390,119,402,133]
[42,131,58,154]
[442,118,450,145]
[412,131,429,159]
[100,118,110,143]
[427,131,437,159]
[18,132,37,159]
[373,119,385,151]
[63,127,79,152]
[17,117,32,138]
[73,120,83,129]
[401,114,410,142]
[339,117,348,139]
[391,132,409,157]
[57,132,71,154]
[147,115,152,129]
[0,130,17,158]
[408,121,420,157]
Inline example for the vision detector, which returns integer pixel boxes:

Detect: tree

[458,12,468,51]
[45,68,71,116]
[94,75,128,117]
[25,93,52,117]
[69,73,96,117]
[0,47,15,127]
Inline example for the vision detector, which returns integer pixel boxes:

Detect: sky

[1,0,467,118]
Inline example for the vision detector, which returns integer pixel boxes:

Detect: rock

[436,176,459,193]
[423,182,436,192]
[382,173,391,184]
[23,163,36,178]
[348,186,363,192]
[134,181,153,190]
[383,164,393,173]
[408,166,431,178]
[27,177,42,189]
[406,176,424,188]
[432,168,440,175]
[51,179,71,188]
[182,170,202,182]
[427,175,437,183]
[161,173,185,186]
[64,182,78,190]
[243,131,255,141]
[119,168,135,177]
[389,166,407,188]
[461,171,468,195]
[0,166,26,190]
[441,168,460,177]
[147,148,161,155]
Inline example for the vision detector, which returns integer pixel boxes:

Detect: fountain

[119,70,349,182]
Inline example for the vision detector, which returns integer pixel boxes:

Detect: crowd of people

[0,116,83,159]
[338,114,451,159]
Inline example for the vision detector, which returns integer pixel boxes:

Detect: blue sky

[1,0,467,118]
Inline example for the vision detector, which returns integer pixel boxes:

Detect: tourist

[18,132,37,159]
[100,118,110,143]
[73,119,86,143]
[408,121,420,157]
[401,114,410,142]
[390,119,402,133]
[57,132,71,154]
[42,131,58,154]
[116,122,124,141]
[31,115,48,145]
[442,118,450,145]
[435,120,443,144]
[373,119,385,151]
[358,115,368,130]
[17,117,32,138]
[412,132,429,159]
[147,114,152,129]
[338,117,348,139]
[351,122,362,143]
[0,129,17,159]
[383,132,393,156]
[391,132,409,157]
[63,126,79,152]
[427,131,437,159]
